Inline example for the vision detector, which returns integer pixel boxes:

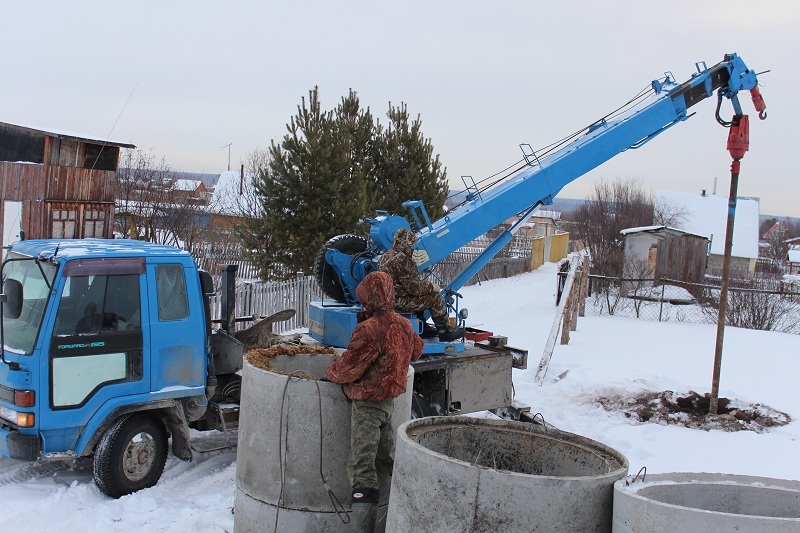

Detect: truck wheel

[93,414,168,498]
[411,393,434,419]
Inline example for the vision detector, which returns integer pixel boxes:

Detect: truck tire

[93,414,168,498]
[313,234,369,302]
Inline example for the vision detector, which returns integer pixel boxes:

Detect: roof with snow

[620,225,708,240]
[655,190,760,259]
[208,170,248,215]
[174,179,204,191]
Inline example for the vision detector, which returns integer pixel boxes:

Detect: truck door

[38,258,149,453]
[146,262,205,391]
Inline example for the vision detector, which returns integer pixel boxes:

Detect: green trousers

[349,399,395,491]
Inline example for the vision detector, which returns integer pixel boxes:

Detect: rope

[89,81,138,172]
[274,370,349,533]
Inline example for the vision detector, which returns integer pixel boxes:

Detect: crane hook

[750,88,767,121]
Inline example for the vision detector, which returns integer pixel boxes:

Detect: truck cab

[0,239,213,497]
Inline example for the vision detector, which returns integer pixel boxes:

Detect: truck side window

[54,274,141,336]
[156,264,189,321]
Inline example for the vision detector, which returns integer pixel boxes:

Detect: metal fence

[430,255,533,287]
[583,274,800,335]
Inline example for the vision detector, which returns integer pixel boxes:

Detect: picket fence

[208,275,323,334]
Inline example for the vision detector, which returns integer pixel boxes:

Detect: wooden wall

[1,161,115,242]
[45,165,115,202]
[654,233,709,286]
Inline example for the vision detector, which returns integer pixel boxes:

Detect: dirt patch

[245,343,335,374]
[595,390,791,433]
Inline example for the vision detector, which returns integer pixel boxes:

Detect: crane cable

[446,81,660,211]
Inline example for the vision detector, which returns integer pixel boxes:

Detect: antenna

[90,81,139,171]
[220,143,232,171]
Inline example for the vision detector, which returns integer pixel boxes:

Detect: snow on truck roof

[9,239,191,260]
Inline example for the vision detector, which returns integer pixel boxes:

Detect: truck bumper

[1,427,41,461]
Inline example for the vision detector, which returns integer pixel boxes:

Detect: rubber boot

[351,487,378,533]
[420,322,439,339]
[433,316,466,342]
[350,503,377,533]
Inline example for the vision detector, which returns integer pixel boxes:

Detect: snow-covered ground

[1,261,799,532]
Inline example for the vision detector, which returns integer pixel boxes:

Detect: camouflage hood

[356,271,396,315]
[392,228,418,255]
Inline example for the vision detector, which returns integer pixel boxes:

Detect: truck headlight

[0,405,34,428]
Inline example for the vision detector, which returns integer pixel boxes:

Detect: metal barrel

[234,353,413,533]
[386,417,628,532]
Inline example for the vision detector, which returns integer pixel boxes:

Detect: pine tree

[239,89,450,280]
[372,102,448,223]
[258,87,372,277]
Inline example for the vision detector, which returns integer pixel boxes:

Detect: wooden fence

[209,274,323,334]
[530,232,570,270]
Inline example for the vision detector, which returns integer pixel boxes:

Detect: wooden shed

[621,225,709,292]
[0,121,134,247]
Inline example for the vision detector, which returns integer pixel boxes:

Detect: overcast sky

[3,1,798,217]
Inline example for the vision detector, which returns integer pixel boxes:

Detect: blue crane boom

[310,53,766,350]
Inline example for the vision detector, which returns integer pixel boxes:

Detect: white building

[656,190,760,278]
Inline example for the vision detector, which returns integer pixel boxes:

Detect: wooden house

[0,121,134,247]
[656,190,760,279]
[172,179,209,205]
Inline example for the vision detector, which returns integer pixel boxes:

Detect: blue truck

[0,239,244,498]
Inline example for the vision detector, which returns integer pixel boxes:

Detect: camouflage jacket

[326,271,424,401]
[378,228,422,300]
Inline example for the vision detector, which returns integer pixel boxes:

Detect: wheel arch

[77,399,192,461]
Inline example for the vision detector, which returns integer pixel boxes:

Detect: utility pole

[220,143,232,171]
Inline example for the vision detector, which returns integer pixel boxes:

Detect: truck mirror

[199,270,215,296]
[2,279,23,320]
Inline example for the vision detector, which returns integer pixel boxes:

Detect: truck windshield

[2,253,57,355]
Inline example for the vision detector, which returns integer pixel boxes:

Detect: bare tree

[653,196,688,228]
[114,149,207,249]
[703,288,799,333]
[573,178,654,277]
[115,149,176,241]
[226,148,281,280]
[622,257,654,318]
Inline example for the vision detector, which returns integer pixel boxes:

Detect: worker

[326,270,424,533]
[378,227,465,342]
